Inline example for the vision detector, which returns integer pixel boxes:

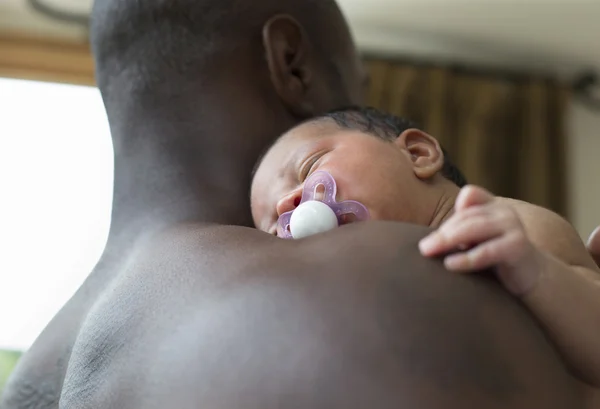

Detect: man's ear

[394,129,444,180]
[262,14,315,118]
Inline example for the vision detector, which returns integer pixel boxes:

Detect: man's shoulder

[134,224,282,280]
[0,224,441,409]
[147,223,271,257]
[62,221,583,409]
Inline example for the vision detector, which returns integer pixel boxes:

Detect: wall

[353,25,580,78]
[568,101,600,240]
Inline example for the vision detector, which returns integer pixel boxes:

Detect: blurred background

[0,0,599,395]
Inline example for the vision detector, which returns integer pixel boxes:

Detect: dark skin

[0,1,588,408]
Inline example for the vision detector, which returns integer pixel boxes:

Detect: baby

[251,106,600,390]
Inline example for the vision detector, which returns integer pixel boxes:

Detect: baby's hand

[419,185,542,296]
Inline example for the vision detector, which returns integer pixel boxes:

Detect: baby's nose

[276,191,302,216]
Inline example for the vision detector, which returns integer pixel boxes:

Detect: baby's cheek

[250,201,267,230]
[361,206,386,222]
[368,196,412,223]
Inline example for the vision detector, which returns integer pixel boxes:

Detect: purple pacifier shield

[276,171,369,239]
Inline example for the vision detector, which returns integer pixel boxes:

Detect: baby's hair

[317,106,468,187]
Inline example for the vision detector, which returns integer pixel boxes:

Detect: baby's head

[251,106,467,235]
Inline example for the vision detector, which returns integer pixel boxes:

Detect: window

[0,78,112,351]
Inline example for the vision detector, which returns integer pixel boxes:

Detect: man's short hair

[90,0,345,96]
[318,106,468,187]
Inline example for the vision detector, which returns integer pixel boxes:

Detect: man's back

[4,222,579,409]
[0,230,141,409]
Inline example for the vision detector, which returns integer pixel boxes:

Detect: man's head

[91,0,366,134]
[90,0,367,225]
[251,107,467,234]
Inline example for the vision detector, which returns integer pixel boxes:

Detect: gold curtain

[364,58,570,217]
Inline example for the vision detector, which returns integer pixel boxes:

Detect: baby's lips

[338,213,358,225]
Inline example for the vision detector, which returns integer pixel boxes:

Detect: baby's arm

[512,198,600,387]
[419,186,600,387]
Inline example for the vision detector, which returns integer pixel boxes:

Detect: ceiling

[1,0,599,77]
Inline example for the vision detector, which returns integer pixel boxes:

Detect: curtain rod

[26,0,89,27]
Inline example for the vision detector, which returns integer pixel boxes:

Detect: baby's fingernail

[444,254,463,270]
[419,236,437,254]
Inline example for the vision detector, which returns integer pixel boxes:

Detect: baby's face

[251,120,436,235]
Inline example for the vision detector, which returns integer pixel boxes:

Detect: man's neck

[108,137,253,241]
[101,90,292,251]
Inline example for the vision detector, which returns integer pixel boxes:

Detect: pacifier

[277,171,369,239]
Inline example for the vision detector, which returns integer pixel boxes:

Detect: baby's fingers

[419,214,502,257]
[443,232,526,273]
[455,185,495,211]
[587,226,600,268]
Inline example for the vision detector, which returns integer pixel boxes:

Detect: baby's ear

[394,129,444,180]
